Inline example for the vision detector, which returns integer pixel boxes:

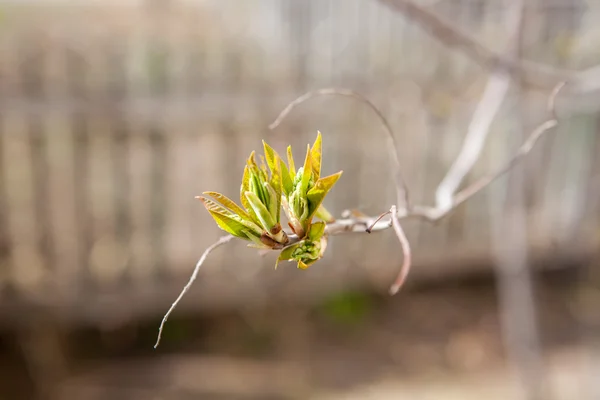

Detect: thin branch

[376,0,595,91]
[154,234,234,348]
[269,88,410,209]
[450,82,565,213]
[315,80,561,230]
[366,210,392,233]
[435,0,523,213]
[435,72,511,212]
[389,205,412,295]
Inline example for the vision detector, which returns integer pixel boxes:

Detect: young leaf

[253,154,269,183]
[307,221,326,241]
[275,242,303,269]
[249,169,269,206]
[263,181,280,223]
[315,205,335,223]
[203,191,252,221]
[266,152,283,219]
[262,140,281,177]
[258,154,268,176]
[245,191,276,231]
[280,158,294,195]
[262,140,283,188]
[286,145,296,177]
[310,131,322,180]
[300,144,313,194]
[246,150,257,168]
[198,196,260,238]
[306,171,343,220]
[240,165,257,221]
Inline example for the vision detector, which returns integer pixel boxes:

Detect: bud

[276,221,328,269]
[199,131,342,270]
[279,132,342,238]
[198,148,289,250]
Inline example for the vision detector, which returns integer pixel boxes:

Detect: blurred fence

[0,0,599,326]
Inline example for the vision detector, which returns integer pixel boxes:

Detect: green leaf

[315,205,335,223]
[258,154,268,176]
[240,165,258,222]
[276,242,303,269]
[266,152,283,220]
[247,151,268,187]
[310,131,322,180]
[286,145,296,178]
[300,144,313,194]
[306,171,343,221]
[198,196,261,238]
[206,211,248,238]
[280,158,293,195]
[249,169,269,206]
[246,150,257,168]
[262,140,283,196]
[244,191,276,231]
[308,221,326,241]
[263,181,280,223]
[262,140,280,176]
[203,191,252,221]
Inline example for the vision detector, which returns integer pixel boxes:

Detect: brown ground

[0,264,597,400]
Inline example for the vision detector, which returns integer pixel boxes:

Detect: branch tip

[366,210,392,233]
[154,234,234,349]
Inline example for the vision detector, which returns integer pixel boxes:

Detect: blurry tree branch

[389,205,412,295]
[377,0,598,94]
[436,0,523,212]
[435,73,510,212]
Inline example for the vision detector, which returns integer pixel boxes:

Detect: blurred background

[0,0,599,399]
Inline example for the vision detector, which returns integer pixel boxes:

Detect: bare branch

[269,88,410,209]
[435,0,523,213]
[154,234,234,348]
[389,205,412,295]
[450,82,565,212]
[435,73,511,212]
[376,0,599,93]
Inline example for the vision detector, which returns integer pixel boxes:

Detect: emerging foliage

[199,131,342,269]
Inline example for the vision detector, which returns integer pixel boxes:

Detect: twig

[271,81,564,294]
[376,0,599,92]
[389,205,412,295]
[154,234,234,348]
[449,82,564,213]
[269,88,410,209]
[435,72,511,212]
[366,210,392,233]
[435,0,523,214]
